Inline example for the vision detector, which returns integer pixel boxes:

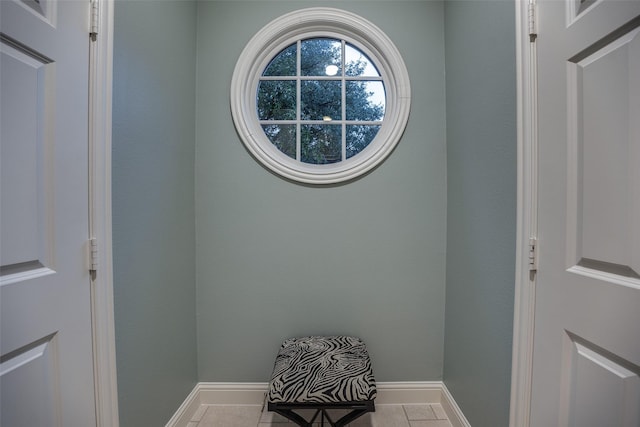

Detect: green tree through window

[257,38,385,165]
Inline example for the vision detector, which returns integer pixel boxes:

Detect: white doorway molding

[89,0,119,425]
[509,1,538,427]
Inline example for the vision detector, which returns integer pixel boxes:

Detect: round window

[231,8,411,184]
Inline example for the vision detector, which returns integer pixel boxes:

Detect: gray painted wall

[111,0,518,424]
[443,2,517,427]
[112,1,198,426]
[195,0,447,382]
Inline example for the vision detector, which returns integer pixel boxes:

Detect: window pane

[346,81,385,121]
[257,81,296,120]
[262,124,296,159]
[263,44,296,76]
[346,125,380,159]
[301,38,341,76]
[301,124,342,164]
[301,81,341,121]
[345,43,380,77]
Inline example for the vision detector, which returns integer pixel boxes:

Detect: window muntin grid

[257,38,386,165]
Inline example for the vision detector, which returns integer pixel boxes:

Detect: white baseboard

[441,383,472,427]
[166,381,470,427]
[164,384,202,427]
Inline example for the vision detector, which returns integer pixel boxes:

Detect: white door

[531,0,640,426]
[0,0,97,426]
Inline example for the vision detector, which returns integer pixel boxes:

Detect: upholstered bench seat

[267,336,376,426]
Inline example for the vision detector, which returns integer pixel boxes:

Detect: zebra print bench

[267,336,376,427]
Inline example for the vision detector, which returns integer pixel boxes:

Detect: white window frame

[230,7,411,185]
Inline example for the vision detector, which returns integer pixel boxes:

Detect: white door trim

[510,1,538,427]
[84,2,542,426]
[89,0,119,425]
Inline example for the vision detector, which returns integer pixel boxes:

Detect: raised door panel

[0,335,60,427]
[566,21,640,283]
[0,36,55,281]
[559,334,640,427]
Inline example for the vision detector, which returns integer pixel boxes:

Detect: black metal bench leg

[268,401,374,427]
[271,407,319,427]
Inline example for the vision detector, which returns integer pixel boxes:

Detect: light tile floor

[187,403,453,427]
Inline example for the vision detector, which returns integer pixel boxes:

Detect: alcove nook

[112,2,516,426]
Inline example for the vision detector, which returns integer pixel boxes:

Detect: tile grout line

[195,403,453,427]
[401,404,411,423]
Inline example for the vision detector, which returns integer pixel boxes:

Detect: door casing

[510,1,539,426]
[89,0,119,425]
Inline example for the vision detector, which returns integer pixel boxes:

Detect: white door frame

[89,0,119,425]
[510,1,538,427]
[88,2,541,426]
